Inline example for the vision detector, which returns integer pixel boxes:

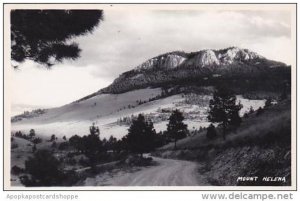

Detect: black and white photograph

[3,4,296,190]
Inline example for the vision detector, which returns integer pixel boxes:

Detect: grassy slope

[159,100,290,150]
[155,99,291,186]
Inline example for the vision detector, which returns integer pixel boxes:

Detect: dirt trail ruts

[108,157,201,186]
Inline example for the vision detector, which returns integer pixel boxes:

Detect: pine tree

[83,124,102,169]
[167,109,187,149]
[107,135,118,152]
[32,144,37,153]
[208,86,243,140]
[126,114,156,157]
[265,97,272,108]
[21,150,63,186]
[11,10,103,67]
[249,106,254,114]
[206,124,217,140]
[280,82,288,101]
[69,135,82,152]
[29,129,35,139]
[49,134,56,142]
[229,101,243,128]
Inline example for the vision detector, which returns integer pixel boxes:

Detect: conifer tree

[167,109,187,149]
[208,86,243,140]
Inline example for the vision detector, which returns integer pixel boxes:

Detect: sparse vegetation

[11,109,47,123]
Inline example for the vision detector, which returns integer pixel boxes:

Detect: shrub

[29,129,35,139]
[206,124,217,140]
[21,150,64,186]
[32,137,42,144]
[11,143,18,149]
[11,165,24,175]
[264,97,272,108]
[50,134,56,142]
[78,157,89,166]
[256,107,264,116]
[66,158,77,166]
[32,144,37,153]
[58,142,69,150]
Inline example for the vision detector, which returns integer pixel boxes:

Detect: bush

[21,150,64,186]
[32,137,42,144]
[78,157,89,167]
[11,165,24,175]
[206,124,217,140]
[256,107,264,116]
[11,143,18,149]
[66,158,77,166]
[21,150,81,186]
[58,142,69,150]
[264,97,272,108]
[124,155,153,166]
[32,144,37,153]
[51,141,57,148]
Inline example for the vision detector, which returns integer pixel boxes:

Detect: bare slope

[12,88,162,138]
[12,87,265,140]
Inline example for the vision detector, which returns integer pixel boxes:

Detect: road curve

[110,157,200,186]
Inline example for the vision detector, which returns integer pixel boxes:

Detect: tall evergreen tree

[208,86,243,140]
[126,114,156,157]
[83,124,102,169]
[206,123,217,140]
[11,10,103,67]
[167,109,187,149]
[21,150,63,186]
[69,135,83,152]
[264,97,272,108]
[29,129,35,139]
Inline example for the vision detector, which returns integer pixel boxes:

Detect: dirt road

[88,157,201,186]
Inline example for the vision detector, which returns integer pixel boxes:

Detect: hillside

[12,87,265,139]
[10,46,292,187]
[99,47,289,94]
[153,99,291,185]
[11,47,289,140]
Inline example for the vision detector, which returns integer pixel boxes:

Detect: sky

[11,8,293,115]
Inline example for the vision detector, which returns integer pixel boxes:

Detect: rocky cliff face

[135,47,265,70]
[136,54,187,70]
[77,47,290,98]
[96,47,288,94]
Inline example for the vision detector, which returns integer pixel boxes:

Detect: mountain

[96,47,289,95]
[11,47,290,139]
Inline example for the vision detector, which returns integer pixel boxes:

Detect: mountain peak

[99,47,287,94]
[134,47,265,71]
[218,47,264,63]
